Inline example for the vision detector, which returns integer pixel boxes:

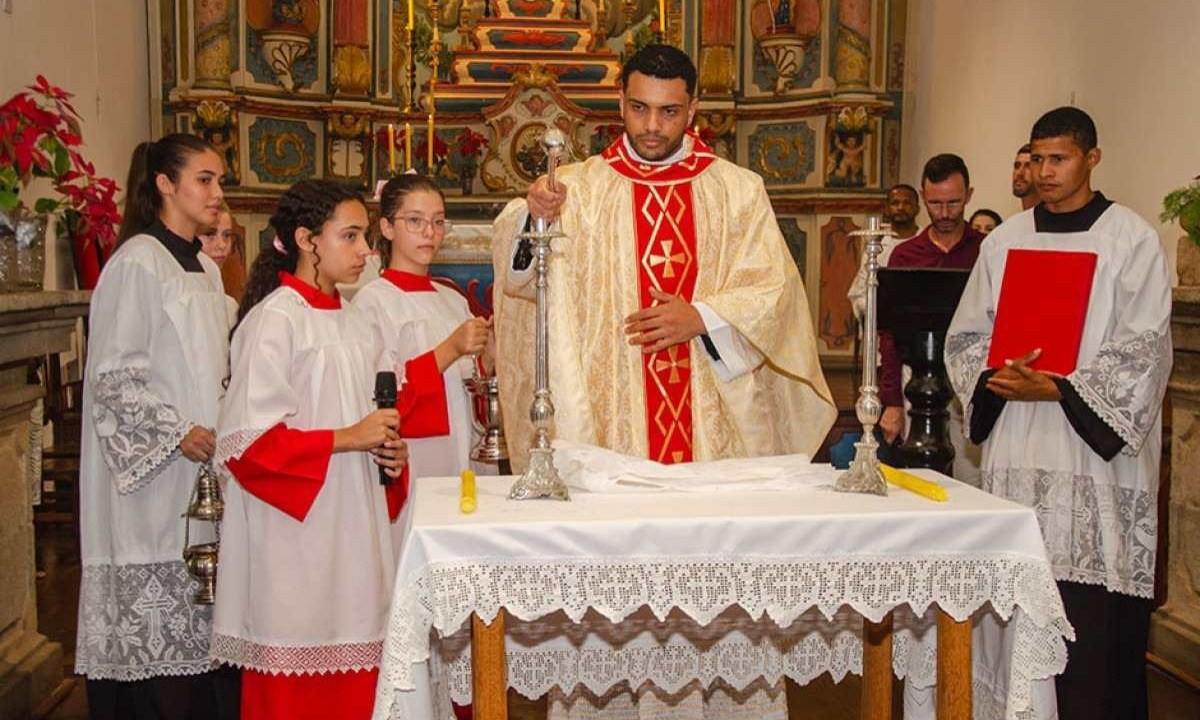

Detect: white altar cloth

[373,468,1073,720]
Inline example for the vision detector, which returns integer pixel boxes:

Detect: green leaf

[53,144,70,177]
[34,198,60,214]
[0,190,18,211]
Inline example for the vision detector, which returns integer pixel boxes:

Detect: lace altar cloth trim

[75,561,215,681]
[379,555,1071,720]
[210,634,383,675]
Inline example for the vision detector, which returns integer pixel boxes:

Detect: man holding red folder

[946,107,1171,720]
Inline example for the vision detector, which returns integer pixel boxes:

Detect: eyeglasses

[391,214,452,235]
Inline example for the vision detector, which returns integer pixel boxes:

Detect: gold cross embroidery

[654,346,690,384]
[648,239,686,279]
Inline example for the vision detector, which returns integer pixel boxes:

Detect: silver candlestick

[509,128,570,501]
[835,215,892,496]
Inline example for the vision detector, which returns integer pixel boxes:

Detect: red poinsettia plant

[0,76,122,256]
[454,127,488,164]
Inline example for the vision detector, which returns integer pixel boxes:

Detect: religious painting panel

[881,118,901,191]
[818,215,860,353]
[744,0,823,97]
[776,217,808,281]
[159,0,178,98]
[747,121,817,188]
[246,116,320,187]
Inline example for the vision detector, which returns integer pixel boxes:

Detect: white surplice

[75,235,229,680]
[353,276,478,480]
[211,283,398,674]
[946,202,1171,598]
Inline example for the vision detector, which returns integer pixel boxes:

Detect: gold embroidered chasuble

[493,136,835,470]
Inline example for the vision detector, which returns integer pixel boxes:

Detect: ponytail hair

[235,179,365,331]
[116,133,216,245]
[377,174,443,267]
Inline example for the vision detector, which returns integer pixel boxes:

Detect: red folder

[986,248,1097,375]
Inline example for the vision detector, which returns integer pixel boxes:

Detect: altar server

[947,107,1171,720]
[75,133,239,719]
[211,180,408,720]
[353,174,491,489]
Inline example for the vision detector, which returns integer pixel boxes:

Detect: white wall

[901,0,1200,277]
[0,0,150,289]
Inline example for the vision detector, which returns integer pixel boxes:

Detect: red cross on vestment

[602,134,718,464]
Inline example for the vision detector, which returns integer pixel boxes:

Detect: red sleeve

[398,350,450,438]
[225,423,333,521]
[384,464,410,522]
[878,330,905,408]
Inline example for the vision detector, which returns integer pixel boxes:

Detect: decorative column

[1152,287,1200,686]
[194,0,233,89]
[698,0,736,96]
[332,0,372,96]
[834,0,871,89]
[0,291,88,720]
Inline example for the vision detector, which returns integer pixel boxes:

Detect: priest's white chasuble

[493,135,835,471]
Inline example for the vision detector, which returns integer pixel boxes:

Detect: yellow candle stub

[880,464,948,502]
[459,469,477,514]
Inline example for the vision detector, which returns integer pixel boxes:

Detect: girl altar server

[211,179,408,720]
[353,174,491,490]
[75,134,238,719]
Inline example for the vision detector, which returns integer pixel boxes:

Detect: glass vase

[0,206,47,293]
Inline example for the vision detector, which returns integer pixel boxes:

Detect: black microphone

[374,371,398,486]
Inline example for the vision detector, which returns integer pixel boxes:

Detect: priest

[946,106,1171,720]
[492,44,835,477]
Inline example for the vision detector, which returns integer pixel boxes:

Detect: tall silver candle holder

[835,215,891,496]
[509,128,570,501]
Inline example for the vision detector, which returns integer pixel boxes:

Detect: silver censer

[463,371,508,464]
[835,216,892,496]
[509,128,571,501]
[182,462,224,604]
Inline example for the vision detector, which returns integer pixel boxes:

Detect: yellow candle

[406,0,414,30]
[404,122,412,169]
[658,0,666,34]
[387,124,396,172]
[881,464,949,502]
[459,469,477,514]
[427,113,435,168]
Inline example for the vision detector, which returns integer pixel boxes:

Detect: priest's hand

[371,438,409,479]
[985,349,1063,402]
[624,287,706,354]
[527,174,567,223]
[334,409,401,452]
[879,406,904,443]
[180,426,216,463]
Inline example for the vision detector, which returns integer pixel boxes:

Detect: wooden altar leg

[471,610,508,720]
[862,612,894,720]
[936,609,971,720]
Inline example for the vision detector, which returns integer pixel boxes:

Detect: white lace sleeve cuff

[92,368,192,494]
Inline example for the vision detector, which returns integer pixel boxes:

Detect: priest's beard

[630,132,686,162]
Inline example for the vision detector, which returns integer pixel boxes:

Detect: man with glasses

[877,154,984,482]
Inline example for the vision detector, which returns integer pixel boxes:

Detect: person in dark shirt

[878,154,985,447]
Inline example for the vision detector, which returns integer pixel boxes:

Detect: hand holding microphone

[331,371,405,485]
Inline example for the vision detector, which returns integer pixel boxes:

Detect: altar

[372,469,1073,720]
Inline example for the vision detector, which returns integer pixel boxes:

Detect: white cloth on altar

[211,284,398,674]
[552,440,821,493]
[353,277,479,480]
[373,471,1072,720]
[75,236,229,680]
